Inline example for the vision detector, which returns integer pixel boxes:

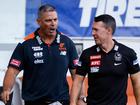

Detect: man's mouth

[50,28,56,33]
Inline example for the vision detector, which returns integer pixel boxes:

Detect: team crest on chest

[114,52,122,62]
[59,43,67,55]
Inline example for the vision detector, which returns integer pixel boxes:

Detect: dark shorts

[25,97,69,105]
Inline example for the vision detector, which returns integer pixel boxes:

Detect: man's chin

[48,33,56,36]
[95,42,101,46]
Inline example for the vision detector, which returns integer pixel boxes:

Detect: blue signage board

[26,0,140,37]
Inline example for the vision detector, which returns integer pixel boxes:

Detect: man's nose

[51,20,55,25]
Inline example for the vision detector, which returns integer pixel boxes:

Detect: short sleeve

[8,43,24,71]
[68,39,78,69]
[76,50,89,76]
[128,49,140,74]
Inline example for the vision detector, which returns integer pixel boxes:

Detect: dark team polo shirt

[76,40,140,105]
[8,30,78,101]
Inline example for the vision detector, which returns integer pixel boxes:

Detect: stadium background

[0,0,140,105]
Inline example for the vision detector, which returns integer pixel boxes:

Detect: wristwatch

[79,96,87,103]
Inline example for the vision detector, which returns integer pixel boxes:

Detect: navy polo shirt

[76,40,140,105]
[8,30,78,101]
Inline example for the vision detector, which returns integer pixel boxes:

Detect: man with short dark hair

[1,4,85,105]
[70,14,140,105]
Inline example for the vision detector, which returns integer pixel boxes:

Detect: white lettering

[79,0,98,27]
[32,46,43,51]
[105,0,126,26]
[90,67,99,73]
[96,0,106,16]
[34,59,44,64]
[79,0,140,27]
[125,0,140,26]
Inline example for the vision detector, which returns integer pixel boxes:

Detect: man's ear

[36,18,41,26]
[107,27,113,34]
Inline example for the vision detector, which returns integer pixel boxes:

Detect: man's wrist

[79,96,87,103]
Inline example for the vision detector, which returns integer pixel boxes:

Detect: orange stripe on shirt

[24,33,35,41]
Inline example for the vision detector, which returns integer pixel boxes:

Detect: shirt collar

[96,39,119,52]
[34,28,61,45]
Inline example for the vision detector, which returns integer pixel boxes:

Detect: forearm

[1,67,19,103]
[132,83,140,105]
[134,88,140,105]
[131,72,140,105]
[3,68,17,91]
[3,66,20,93]
[70,75,84,105]
[79,78,87,97]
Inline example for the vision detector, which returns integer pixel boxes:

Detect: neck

[38,30,56,44]
[100,39,114,53]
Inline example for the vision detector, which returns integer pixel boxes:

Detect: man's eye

[54,19,57,21]
[45,19,51,22]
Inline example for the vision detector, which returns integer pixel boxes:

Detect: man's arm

[70,69,86,97]
[130,71,140,105]
[1,66,20,104]
[70,73,85,105]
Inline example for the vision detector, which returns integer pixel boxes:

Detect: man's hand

[1,90,10,104]
[77,99,87,105]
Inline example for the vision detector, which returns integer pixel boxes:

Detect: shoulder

[81,45,96,57]
[59,33,76,47]
[83,45,96,53]
[60,33,73,41]
[19,37,36,48]
[117,42,137,58]
[117,42,135,53]
[24,32,35,41]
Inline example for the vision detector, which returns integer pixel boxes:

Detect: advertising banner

[26,0,140,37]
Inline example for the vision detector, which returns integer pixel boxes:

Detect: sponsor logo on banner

[10,59,21,67]
[26,0,140,36]
[79,0,140,27]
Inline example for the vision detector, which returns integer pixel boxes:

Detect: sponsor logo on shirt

[10,59,21,67]
[73,59,78,66]
[77,61,82,66]
[33,52,43,58]
[90,67,99,73]
[90,60,100,66]
[90,55,101,60]
[32,46,43,51]
[60,51,67,55]
[34,59,44,64]
[114,63,122,66]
